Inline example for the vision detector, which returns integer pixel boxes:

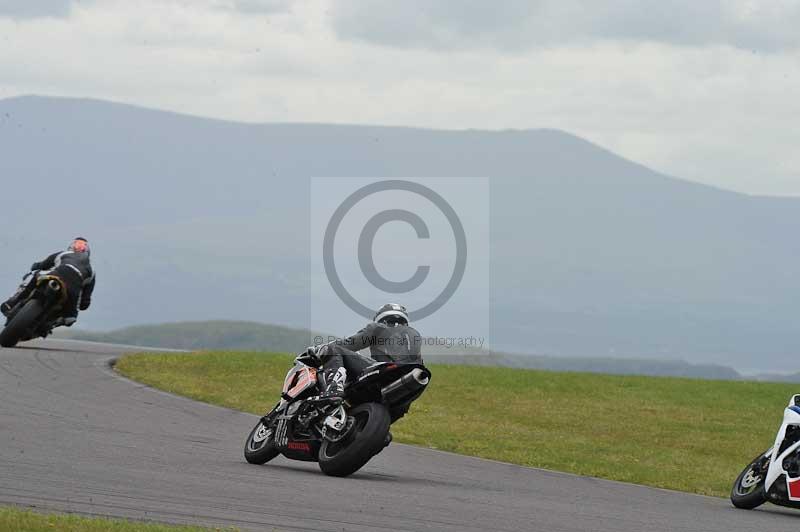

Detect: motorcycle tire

[244,418,280,465]
[318,402,390,477]
[0,300,42,348]
[731,450,770,509]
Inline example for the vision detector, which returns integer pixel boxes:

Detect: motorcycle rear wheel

[0,300,43,348]
[244,419,280,465]
[731,450,770,509]
[318,402,390,477]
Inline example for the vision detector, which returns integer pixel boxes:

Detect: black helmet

[374,303,409,326]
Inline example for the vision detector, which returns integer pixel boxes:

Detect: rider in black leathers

[310,303,423,418]
[1,237,95,328]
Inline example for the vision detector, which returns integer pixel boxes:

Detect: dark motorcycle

[0,272,68,348]
[243,351,431,477]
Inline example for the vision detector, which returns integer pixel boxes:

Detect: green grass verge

[115,351,796,497]
[0,507,228,532]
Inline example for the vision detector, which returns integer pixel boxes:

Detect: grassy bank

[115,351,797,497]
[0,507,227,532]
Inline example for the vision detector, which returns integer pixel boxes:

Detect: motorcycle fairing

[273,409,321,462]
[281,363,318,400]
[787,477,800,501]
[765,395,800,500]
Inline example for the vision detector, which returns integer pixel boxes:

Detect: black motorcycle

[0,272,68,348]
[244,351,431,477]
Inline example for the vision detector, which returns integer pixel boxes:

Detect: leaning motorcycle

[243,350,431,477]
[0,271,68,348]
[731,394,800,510]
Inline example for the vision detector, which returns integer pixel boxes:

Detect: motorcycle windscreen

[281,364,318,399]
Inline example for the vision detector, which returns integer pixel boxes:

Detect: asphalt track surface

[1,339,799,531]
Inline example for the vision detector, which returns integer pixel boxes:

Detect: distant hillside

[5,95,800,371]
[751,372,800,384]
[62,321,741,380]
[62,321,319,353]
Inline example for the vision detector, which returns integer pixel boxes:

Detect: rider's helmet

[374,303,409,326]
[68,237,90,255]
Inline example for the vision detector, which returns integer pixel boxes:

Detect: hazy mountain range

[2,95,799,372]
[60,321,743,381]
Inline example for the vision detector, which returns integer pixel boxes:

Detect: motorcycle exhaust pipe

[381,368,430,403]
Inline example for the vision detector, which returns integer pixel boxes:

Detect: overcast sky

[1,0,798,195]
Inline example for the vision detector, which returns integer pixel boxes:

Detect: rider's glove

[296,345,322,367]
[305,345,319,356]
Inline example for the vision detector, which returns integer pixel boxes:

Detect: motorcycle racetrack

[1,340,799,531]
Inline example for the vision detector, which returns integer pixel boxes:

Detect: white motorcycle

[731,394,800,509]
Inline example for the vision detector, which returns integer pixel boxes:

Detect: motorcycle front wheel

[0,299,43,348]
[318,402,390,477]
[731,449,770,509]
[244,418,280,465]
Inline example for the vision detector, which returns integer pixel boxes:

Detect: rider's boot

[60,303,79,328]
[51,316,76,328]
[316,367,347,402]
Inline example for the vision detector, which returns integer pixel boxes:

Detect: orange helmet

[68,237,89,254]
